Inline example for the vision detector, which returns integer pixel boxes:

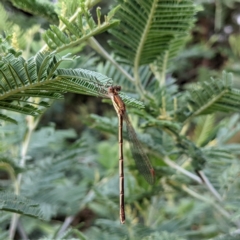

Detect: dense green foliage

[0,0,240,239]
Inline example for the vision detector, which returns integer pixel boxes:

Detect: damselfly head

[108,86,121,95]
[115,86,121,91]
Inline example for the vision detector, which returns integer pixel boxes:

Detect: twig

[56,216,75,239]
[87,37,135,84]
[163,156,202,184]
[197,170,223,202]
[17,221,28,240]
[39,8,81,53]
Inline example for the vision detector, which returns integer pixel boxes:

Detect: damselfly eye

[115,86,121,91]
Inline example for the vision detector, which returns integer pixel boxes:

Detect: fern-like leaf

[10,0,59,24]
[181,72,240,122]
[109,0,196,66]
[97,61,155,92]
[152,35,190,75]
[0,191,43,219]
[42,4,119,52]
[0,52,145,123]
[0,113,17,124]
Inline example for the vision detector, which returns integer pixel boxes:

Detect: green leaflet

[0,52,146,124]
[110,0,196,67]
[0,191,43,219]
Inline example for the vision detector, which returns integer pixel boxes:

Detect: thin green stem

[133,0,156,72]
[198,170,222,202]
[159,51,168,88]
[132,0,157,98]
[163,156,202,184]
[9,115,40,240]
[159,51,168,117]
[133,65,145,98]
[39,7,82,53]
[87,37,135,84]
[181,184,232,221]
[56,216,75,239]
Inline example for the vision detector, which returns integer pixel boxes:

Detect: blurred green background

[1,0,240,240]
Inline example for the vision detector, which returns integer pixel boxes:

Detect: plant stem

[164,156,240,228]
[163,156,223,202]
[163,156,202,184]
[181,184,231,220]
[17,222,28,240]
[9,115,40,240]
[197,170,223,202]
[88,37,148,99]
[133,64,146,98]
[56,216,75,239]
[87,37,135,84]
[40,8,82,53]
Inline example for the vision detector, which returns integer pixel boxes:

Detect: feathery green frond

[43,5,119,52]
[109,0,196,66]
[1,1,240,239]
[178,72,240,123]
[0,51,145,123]
[0,191,43,219]
[97,60,135,91]
[10,0,59,24]
[97,61,155,92]
[152,35,190,77]
[0,113,17,124]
